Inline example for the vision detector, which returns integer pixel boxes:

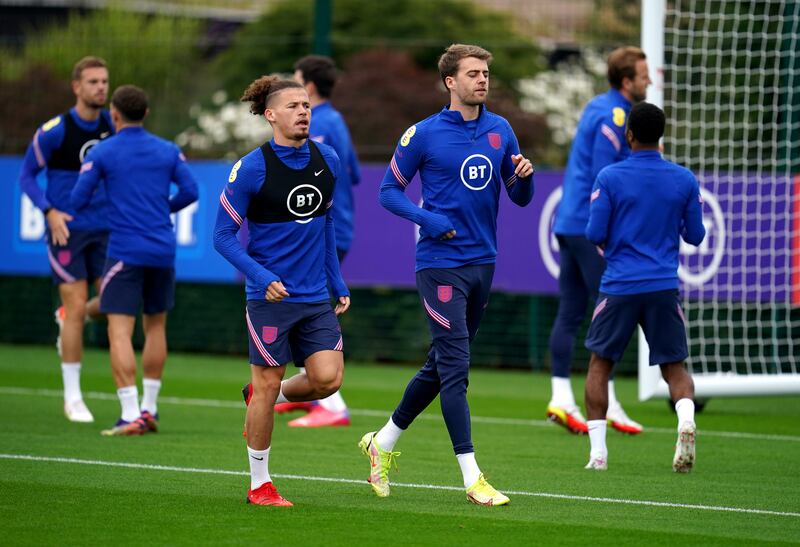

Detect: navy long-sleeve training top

[586,149,705,295]
[71,126,198,267]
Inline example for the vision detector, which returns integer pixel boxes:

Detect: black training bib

[47,111,113,171]
[246,140,335,224]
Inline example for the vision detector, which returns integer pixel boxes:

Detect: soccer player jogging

[246,55,359,428]
[18,56,114,423]
[582,102,704,472]
[547,47,651,435]
[359,44,534,506]
[71,85,198,436]
[214,76,350,507]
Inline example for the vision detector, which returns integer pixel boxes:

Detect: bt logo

[460,154,493,191]
[287,184,323,224]
[538,186,725,286]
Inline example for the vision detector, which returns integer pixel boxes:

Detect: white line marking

[1,386,798,443]
[0,453,797,518]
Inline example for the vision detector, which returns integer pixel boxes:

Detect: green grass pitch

[1,344,798,545]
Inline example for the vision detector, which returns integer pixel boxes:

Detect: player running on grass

[582,102,704,472]
[72,85,198,437]
[358,44,534,506]
[214,76,350,507]
[547,46,651,435]
[18,56,113,423]
[249,55,361,428]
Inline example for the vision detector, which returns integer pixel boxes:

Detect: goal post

[638,0,800,401]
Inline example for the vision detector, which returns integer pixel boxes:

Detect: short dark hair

[294,55,338,98]
[437,43,492,86]
[607,46,646,89]
[72,56,107,81]
[627,102,665,145]
[111,85,148,122]
[240,75,304,115]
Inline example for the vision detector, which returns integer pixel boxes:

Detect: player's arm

[585,173,612,245]
[212,158,284,300]
[500,124,534,206]
[20,120,73,245]
[590,120,626,182]
[321,148,351,313]
[379,125,455,240]
[71,147,104,213]
[681,174,706,246]
[169,149,199,212]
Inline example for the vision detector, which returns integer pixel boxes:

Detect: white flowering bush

[517,48,607,165]
[175,90,272,159]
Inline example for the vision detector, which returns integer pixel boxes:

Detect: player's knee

[309,369,342,398]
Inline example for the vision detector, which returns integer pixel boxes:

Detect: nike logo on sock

[250,456,264,461]
[314,169,324,176]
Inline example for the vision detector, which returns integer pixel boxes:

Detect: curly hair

[240,75,304,115]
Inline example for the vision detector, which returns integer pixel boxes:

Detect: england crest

[437,285,453,303]
[488,132,501,150]
[57,250,71,266]
[262,326,278,344]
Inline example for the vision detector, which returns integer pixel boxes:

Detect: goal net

[639,0,800,399]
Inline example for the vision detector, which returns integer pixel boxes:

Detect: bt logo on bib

[287,184,322,218]
[460,154,493,191]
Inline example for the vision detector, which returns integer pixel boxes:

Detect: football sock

[456,452,481,488]
[61,362,82,404]
[588,419,608,460]
[247,446,271,490]
[117,385,140,422]
[141,377,161,415]
[318,390,347,413]
[550,376,576,408]
[275,382,289,404]
[674,398,695,430]
[607,379,619,408]
[375,417,403,452]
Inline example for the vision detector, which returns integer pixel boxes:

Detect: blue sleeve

[325,207,348,297]
[71,151,103,212]
[499,122,534,206]
[324,152,348,296]
[681,174,706,246]
[212,157,280,294]
[169,149,199,212]
[585,173,612,245]
[379,125,454,238]
[18,120,65,211]
[590,120,625,183]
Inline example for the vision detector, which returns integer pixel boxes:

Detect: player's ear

[625,128,635,147]
[444,75,455,91]
[264,108,274,123]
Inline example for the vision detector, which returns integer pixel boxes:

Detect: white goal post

[638,0,800,400]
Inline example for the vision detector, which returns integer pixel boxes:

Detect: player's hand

[46,208,74,246]
[334,296,350,316]
[441,230,456,240]
[511,154,534,178]
[265,280,289,302]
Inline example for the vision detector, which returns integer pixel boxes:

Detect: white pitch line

[1,453,798,518]
[1,386,799,443]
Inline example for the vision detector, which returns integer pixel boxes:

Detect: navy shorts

[47,229,108,285]
[584,289,689,365]
[99,259,175,315]
[245,300,343,367]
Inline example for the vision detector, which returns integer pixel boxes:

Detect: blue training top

[18,108,114,231]
[213,139,348,303]
[71,126,198,267]
[379,105,534,272]
[554,88,631,236]
[585,150,706,295]
[309,102,361,253]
